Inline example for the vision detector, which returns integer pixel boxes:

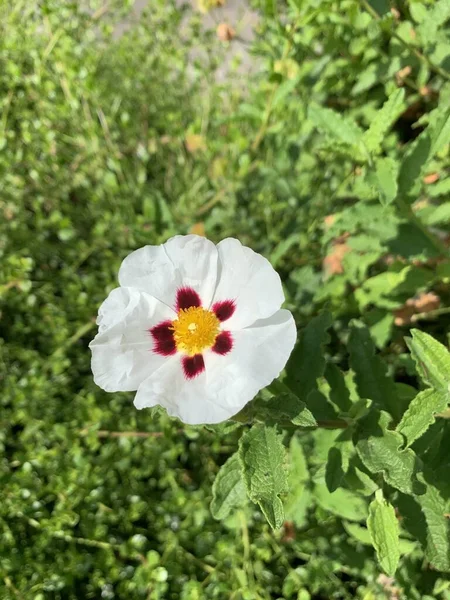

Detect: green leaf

[259,387,317,427]
[363,89,405,154]
[324,363,352,412]
[284,436,310,527]
[325,447,345,493]
[422,202,450,226]
[406,329,450,395]
[288,435,309,484]
[308,103,365,147]
[415,473,450,572]
[398,133,431,197]
[314,483,367,522]
[344,521,416,554]
[397,388,448,448]
[367,492,400,576]
[348,321,401,421]
[305,389,338,420]
[210,453,247,520]
[345,461,379,497]
[397,482,450,572]
[239,424,288,529]
[325,429,354,492]
[355,411,425,495]
[398,98,450,197]
[430,111,450,156]
[285,311,332,404]
[373,157,398,206]
[344,521,373,545]
[417,0,450,47]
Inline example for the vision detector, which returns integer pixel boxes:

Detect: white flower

[89,235,297,425]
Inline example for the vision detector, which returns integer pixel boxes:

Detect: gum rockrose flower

[89,235,296,424]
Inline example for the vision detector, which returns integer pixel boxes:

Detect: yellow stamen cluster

[171,307,220,356]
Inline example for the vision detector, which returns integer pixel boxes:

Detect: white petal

[89,287,175,392]
[133,309,297,425]
[118,235,218,309]
[212,238,285,329]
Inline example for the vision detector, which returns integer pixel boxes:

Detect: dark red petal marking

[176,286,201,311]
[212,331,233,355]
[182,354,205,379]
[150,320,176,356]
[212,299,235,322]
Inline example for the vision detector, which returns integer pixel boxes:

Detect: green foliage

[2,0,450,597]
[397,388,447,447]
[367,491,400,577]
[363,88,405,154]
[210,453,247,520]
[238,425,288,529]
[348,321,401,420]
[406,329,450,394]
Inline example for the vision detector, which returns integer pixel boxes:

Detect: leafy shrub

[1,0,450,598]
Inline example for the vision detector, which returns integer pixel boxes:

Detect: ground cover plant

[1,0,450,598]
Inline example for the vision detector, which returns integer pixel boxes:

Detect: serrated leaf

[348,321,401,420]
[363,89,405,154]
[285,311,332,405]
[239,424,288,529]
[314,482,367,521]
[355,411,425,495]
[406,329,450,395]
[373,156,398,206]
[399,471,450,572]
[415,473,450,572]
[308,103,365,147]
[397,388,448,448]
[211,453,247,520]
[367,493,400,576]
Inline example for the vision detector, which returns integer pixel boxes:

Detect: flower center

[171,307,220,356]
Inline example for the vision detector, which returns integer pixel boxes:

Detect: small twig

[53,319,96,356]
[92,3,110,20]
[196,188,228,216]
[26,517,145,562]
[411,306,450,322]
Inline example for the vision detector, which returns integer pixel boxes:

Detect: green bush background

[1,0,450,598]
